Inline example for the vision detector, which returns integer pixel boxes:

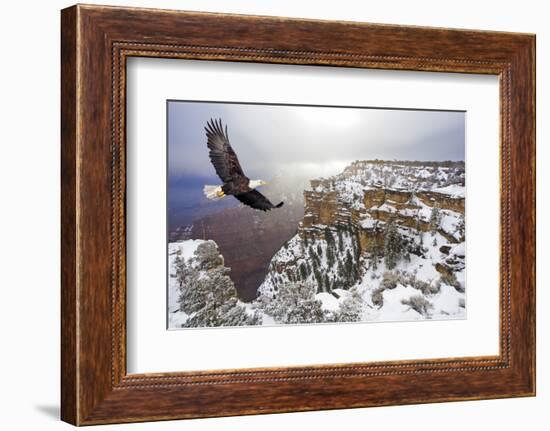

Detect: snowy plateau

[168,160,466,329]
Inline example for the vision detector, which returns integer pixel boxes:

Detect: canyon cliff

[259,160,466,321]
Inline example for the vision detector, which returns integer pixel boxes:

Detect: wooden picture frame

[61,4,535,425]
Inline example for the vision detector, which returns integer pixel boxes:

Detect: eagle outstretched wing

[234,190,284,212]
[205,118,246,183]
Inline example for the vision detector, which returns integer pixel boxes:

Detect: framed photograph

[165,101,467,330]
[61,4,535,425]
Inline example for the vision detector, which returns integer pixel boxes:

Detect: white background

[127,58,499,373]
[0,0,547,430]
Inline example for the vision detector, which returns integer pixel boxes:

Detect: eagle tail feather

[275,202,284,208]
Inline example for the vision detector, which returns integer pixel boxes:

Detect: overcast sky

[167,101,465,228]
[168,101,465,183]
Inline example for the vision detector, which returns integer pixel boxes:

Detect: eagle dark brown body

[204,119,284,212]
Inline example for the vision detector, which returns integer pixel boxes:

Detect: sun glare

[297,106,362,129]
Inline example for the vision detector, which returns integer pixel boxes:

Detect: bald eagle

[203,119,284,211]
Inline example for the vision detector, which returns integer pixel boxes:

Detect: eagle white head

[249,179,267,189]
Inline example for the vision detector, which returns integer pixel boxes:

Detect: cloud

[168,101,464,181]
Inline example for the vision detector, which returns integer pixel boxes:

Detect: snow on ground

[316,292,340,311]
[168,235,465,327]
[430,284,465,317]
[357,277,465,322]
[168,161,466,327]
[260,225,465,325]
[433,184,465,198]
[450,242,465,256]
[372,202,398,213]
[360,217,380,229]
[169,239,204,263]
[167,240,206,329]
[310,161,465,197]
[316,290,350,311]
[374,284,426,321]
[343,226,465,322]
[168,306,189,329]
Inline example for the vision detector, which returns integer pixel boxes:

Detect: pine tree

[326,245,335,268]
[384,220,404,270]
[174,254,185,289]
[334,287,363,322]
[350,261,357,281]
[414,209,422,234]
[337,227,344,251]
[313,268,323,291]
[286,268,294,282]
[311,255,319,270]
[194,241,224,270]
[367,238,381,271]
[175,241,261,328]
[324,227,334,246]
[429,203,441,234]
[299,262,307,280]
[345,249,354,279]
[308,245,320,268]
[262,283,325,324]
[347,217,354,234]
[324,274,331,292]
[457,214,465,241]
[337,260,345,277]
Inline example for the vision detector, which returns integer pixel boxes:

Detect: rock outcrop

[259,160,465,299]
[299,160,464,253]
